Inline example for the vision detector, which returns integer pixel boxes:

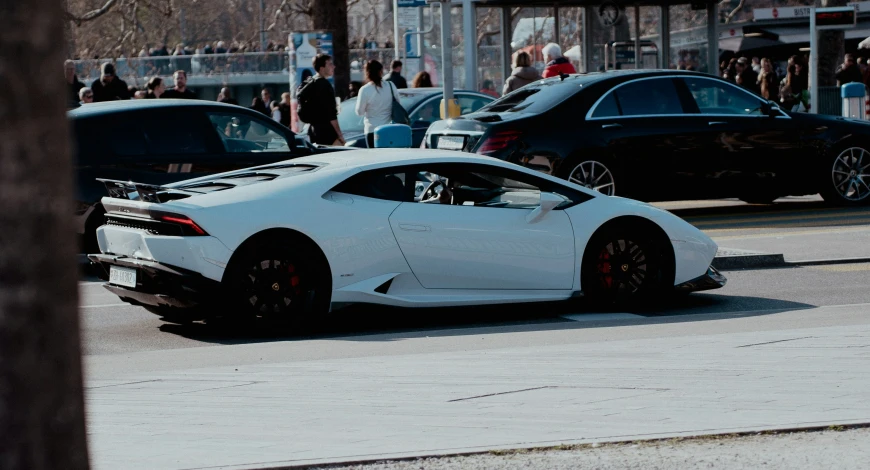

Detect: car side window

[332,169,409,202]
[410,99,440,124]
[613,78,684,116]
[590,92,620,118]
[410,164,588,209]
[140,113,209,155]
[457,95,490,115]
[682,77,765,116]
[207,113,292,153]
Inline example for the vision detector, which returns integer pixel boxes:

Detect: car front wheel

[581,227,663,303]
[820,145,870,206]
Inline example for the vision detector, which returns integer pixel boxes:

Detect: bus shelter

[460,0,719,92]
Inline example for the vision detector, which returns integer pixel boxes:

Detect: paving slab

[85,304,870,470]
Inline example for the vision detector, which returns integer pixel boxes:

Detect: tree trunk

[817,0,848,86]
[312,0,350,100]
[0,0,90,468]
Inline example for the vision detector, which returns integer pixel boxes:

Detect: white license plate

[109,266,137,288]
[437,136,465,150]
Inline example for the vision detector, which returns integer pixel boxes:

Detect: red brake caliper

[287,264,302,295]
[597,248,613,288]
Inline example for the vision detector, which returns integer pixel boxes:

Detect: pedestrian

[296,53,346,146]
[249,97,268,116]
[65,60,85,108]
[479,79,499,98]
[90,62,131,102]
[757,58,778,101]
[78,87,94,106]
[217,87,238,105]
[836,54,863,86]
[385,60,407,89]
[411,71,433,88]
[503,51,541,95]
[277,92,292,128]
[261,88,277,113]
[355,60,400,148]
[145,77,165,99]
[541,43,576,78]
[734,57,759,94]
[161,70,197,99]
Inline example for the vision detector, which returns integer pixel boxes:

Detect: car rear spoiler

[96,178,194,203]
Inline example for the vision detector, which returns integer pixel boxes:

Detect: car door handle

[398,224,430,232]
[708,121,727,126]
[601,123,622,129]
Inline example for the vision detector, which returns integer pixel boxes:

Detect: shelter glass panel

[668,4,709,73]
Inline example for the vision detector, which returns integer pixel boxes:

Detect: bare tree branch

[720,0,746,24]
[66,0,122,26]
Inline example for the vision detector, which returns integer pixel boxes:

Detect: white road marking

[560,313,643,322]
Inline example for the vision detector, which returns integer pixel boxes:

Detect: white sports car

[89,150,725,323]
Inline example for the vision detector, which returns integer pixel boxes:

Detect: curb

[713,254,870,271]
[241,421,870,470]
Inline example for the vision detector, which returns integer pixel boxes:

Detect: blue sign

[397,0,427,7]
[291,31,334,88]
[405,28,420,58]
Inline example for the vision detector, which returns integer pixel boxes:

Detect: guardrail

[73,52,292,83]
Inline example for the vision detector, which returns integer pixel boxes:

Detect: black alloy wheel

[562,158,617,196]
[582,230,661,302]
[241,257,308,316]
[822,146,870,205]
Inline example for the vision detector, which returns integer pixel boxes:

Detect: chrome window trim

[585,74,791,121]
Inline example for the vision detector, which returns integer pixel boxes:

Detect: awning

[719,36,784,52]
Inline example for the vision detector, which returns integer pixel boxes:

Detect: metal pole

[811,9,818,114]
[418,6,425,75]
[441,1,454,103]
[501,6,511,84]
[661,5,669,70]
[393,0,401,60]
[706,1,717,75]
[634,4,641,69]
[462,0,477,90]
[260,0,267,51]
[180,6,187,45]
[581,6,590,73]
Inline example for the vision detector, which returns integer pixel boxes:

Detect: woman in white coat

[355,60,398,148]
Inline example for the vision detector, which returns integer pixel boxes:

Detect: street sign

[755,1,868,20]
[398,7,422,59]
[816,6,857,30]
[397,0,426,6]
[405,28,420,58]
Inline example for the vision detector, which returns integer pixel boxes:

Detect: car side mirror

[761,100,779,117]
[526,192,567,224]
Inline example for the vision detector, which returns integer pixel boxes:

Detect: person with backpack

[355,60,400,148]
[296,54,345,146]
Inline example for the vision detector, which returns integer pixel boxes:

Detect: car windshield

[338,92,431,134]
[475,74,597,114]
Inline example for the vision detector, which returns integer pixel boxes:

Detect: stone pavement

[85,305,870,470]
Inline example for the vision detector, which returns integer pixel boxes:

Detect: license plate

[109,266,137,288]
[437,135,465,150]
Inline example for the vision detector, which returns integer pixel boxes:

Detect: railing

[73,52,291,83]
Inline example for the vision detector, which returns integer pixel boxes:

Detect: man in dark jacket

[161,70,198,99]
[836,54,864,86]
[734,57,759,95]
[90,63,131,102]
[385,60,407,89]
[65,60,85,108]
[297,54,345,145]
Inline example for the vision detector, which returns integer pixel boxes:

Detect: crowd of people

[720,54,813,112]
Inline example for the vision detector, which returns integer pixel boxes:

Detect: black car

[425,70,870,206]
[71,99,349,253]
[339,89,494,148]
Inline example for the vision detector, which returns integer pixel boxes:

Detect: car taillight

[155,213,208,236]
[475,130,522,155]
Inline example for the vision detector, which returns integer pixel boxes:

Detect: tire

[819,144,870,206]
[222,237,329,328]
[581,225,664,304]
[82,204,106,255]
[559,156,618,196]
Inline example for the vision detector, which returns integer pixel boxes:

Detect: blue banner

[291,31,334,89]
[397,0,427,7]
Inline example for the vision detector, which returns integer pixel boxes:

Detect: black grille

[106,216,183,236]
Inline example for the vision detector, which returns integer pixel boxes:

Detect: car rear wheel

[224,239,326,327]
[581,228,662,303]
[820,145,870,206]
[563,158,617,196]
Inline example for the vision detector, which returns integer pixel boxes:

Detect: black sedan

[71,99,349,253]
[339,88,494,148]
[425,70,870,206]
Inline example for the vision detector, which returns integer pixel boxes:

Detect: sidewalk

[85,305,870,470]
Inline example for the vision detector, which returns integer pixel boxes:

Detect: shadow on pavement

[157,293,816,345]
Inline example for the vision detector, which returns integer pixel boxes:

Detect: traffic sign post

[810,6,857,114]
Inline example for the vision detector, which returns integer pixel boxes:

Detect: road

[78,198,870,469]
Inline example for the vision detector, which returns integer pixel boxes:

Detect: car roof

[529,69,721,88]
[68,99,246,117]
[286,148,505,168]
[343,89,488,101]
